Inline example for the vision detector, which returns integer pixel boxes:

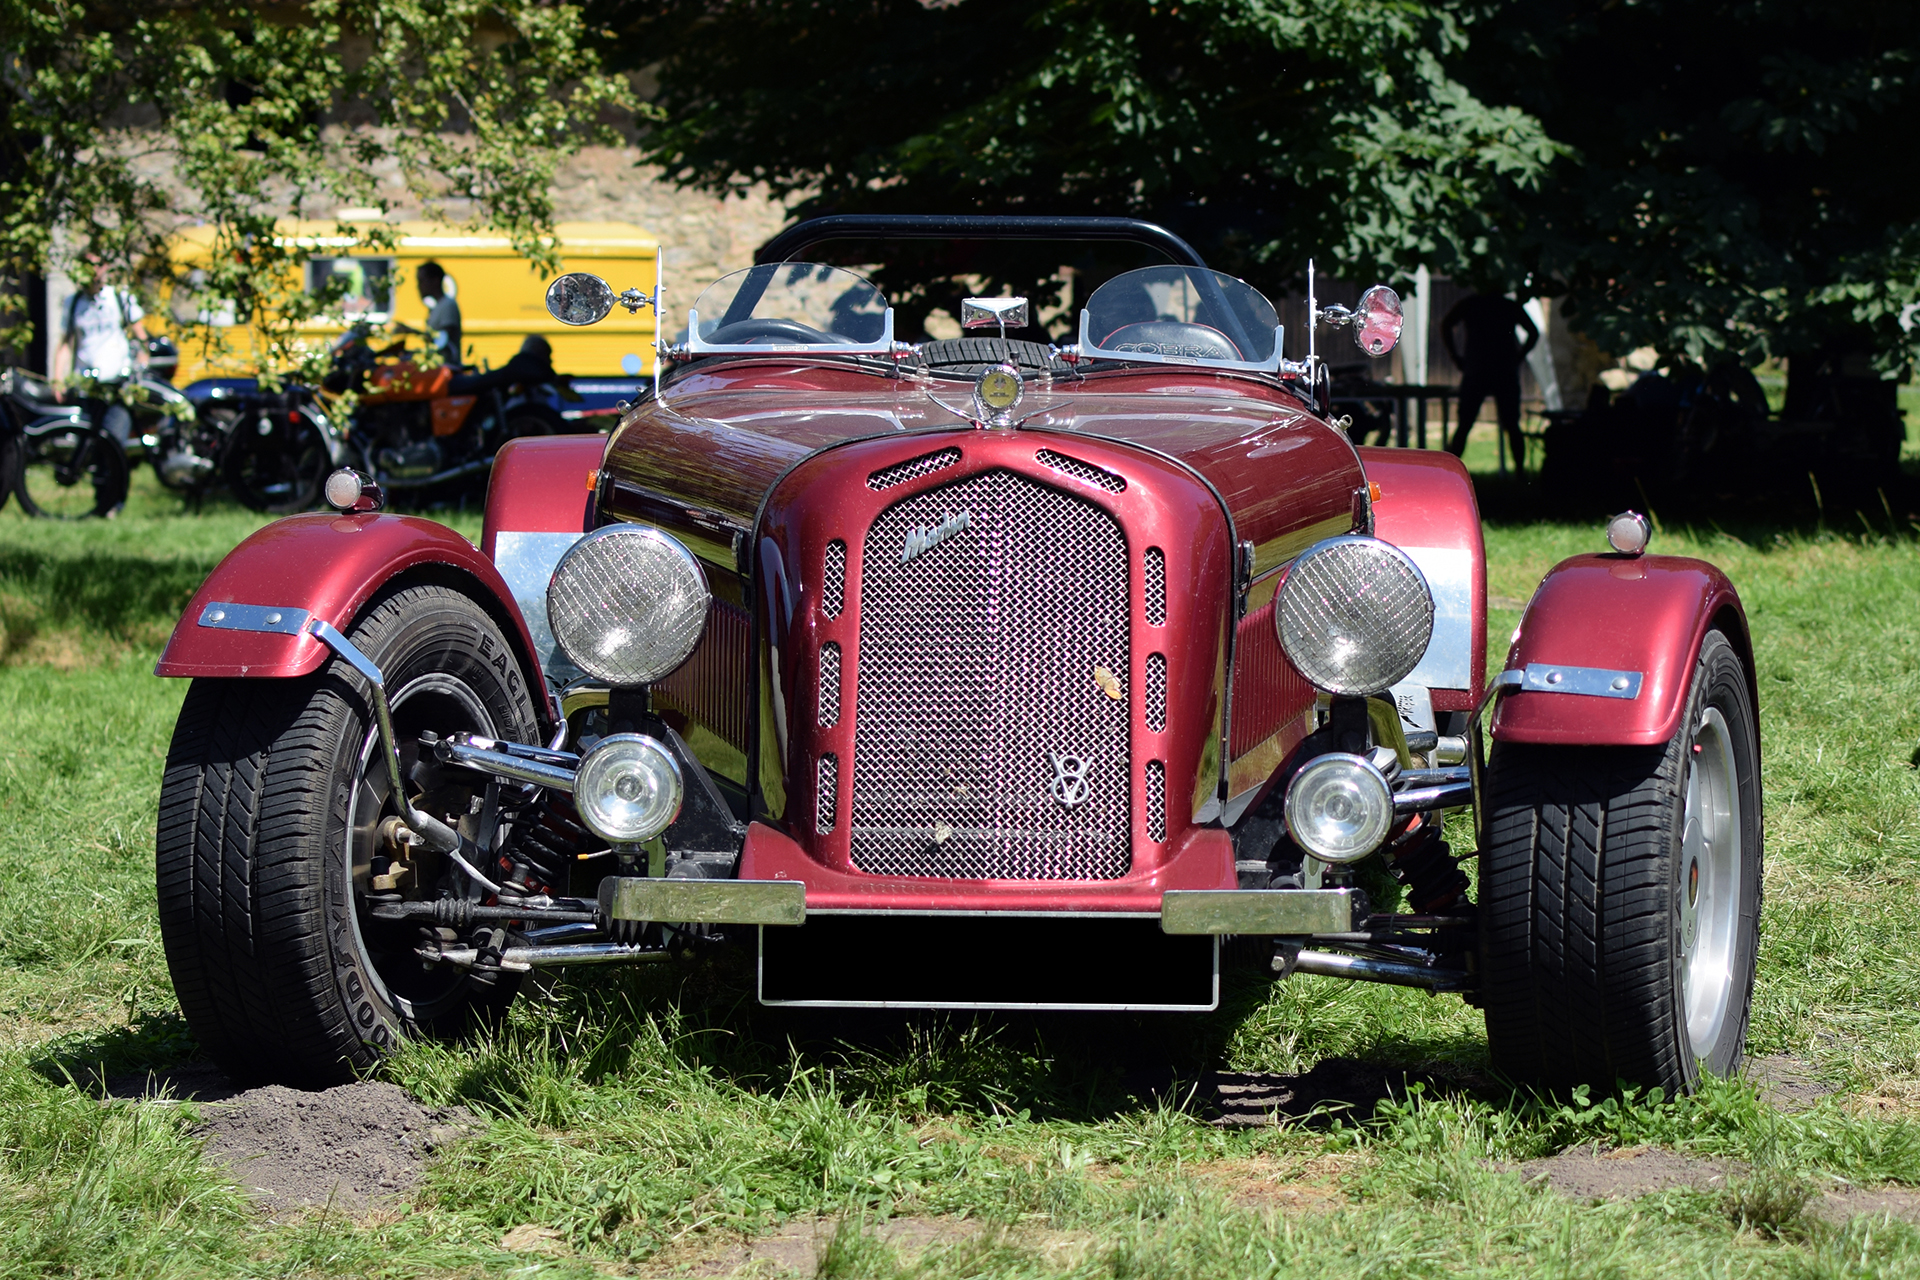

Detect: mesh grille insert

[1036,449,1126,493]
[1146,760,1166,842]
[819,642,841,727]
[851,469,1132,880]
[816,754,838,833]
[1146,653,1167,732]
[868,448,962,491]
[1144,547,1166,626]
[822,541,846,619]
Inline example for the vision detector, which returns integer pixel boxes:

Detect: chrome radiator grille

[850,469,1132,879]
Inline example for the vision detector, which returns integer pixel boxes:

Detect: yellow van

[160,219,660,386]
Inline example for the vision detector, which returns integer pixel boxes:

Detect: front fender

[1490,553,1752,747]
[155,513,549,720]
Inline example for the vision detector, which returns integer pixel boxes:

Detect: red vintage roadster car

[153,216,1761,1095]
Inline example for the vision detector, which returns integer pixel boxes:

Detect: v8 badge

[1048,752,1091,809]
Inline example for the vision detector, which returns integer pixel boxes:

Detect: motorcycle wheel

[224,407,332,513]
[9,424,130,519]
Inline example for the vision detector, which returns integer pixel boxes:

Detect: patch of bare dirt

[1193,1152,1360,1212]
[1818,1187,1920,1225]
[1522,1143,1745,1200]
[188,1080,477,1219]
[1746,1054,1837,1112]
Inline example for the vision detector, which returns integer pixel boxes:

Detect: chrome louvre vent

[851,469,1132,879]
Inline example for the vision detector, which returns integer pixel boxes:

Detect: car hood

[598,363,1363,573]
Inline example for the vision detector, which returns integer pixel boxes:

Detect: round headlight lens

[548,525,710,685]
[1275,535,1435,697]
[573,733,683,844]
[1284,753,1394,864]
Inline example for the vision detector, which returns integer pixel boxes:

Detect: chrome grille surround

[850,469,1132,880]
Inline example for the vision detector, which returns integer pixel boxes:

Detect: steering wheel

[1098,321,1242,361]
[703,317,838,346]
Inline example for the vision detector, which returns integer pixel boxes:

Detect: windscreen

[1080,266,1282,370]
[689,262,889,348]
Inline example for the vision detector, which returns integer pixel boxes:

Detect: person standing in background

[416,260,463,369]
[51,255,149,451]
[1442,292,1539,471]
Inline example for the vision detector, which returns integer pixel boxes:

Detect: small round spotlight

[1606,510,1652,556]
[974,363,1023,419]
[324,468,383,513]
[1284,753,1394,864]
[573,733,683,844]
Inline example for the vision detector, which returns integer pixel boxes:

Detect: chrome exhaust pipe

[1280,946,1471,991]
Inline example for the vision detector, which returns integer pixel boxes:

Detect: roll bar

[754,214,1209,269]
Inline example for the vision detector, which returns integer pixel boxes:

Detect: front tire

[1479,629,1761,1093]
[156,584,539,1086]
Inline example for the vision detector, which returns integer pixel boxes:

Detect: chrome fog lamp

[1275,535,1435,697]
[547,525,710,685]
[1284,753,1394,864]
[573,733,684,844]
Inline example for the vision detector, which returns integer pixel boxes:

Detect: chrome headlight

[573,733,684,844]
[547,525,710,685]
[1284,753,1393,863]
[1275,535,1434,697]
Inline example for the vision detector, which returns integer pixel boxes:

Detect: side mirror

[1354,284,1403,357]
[545,273,616,326]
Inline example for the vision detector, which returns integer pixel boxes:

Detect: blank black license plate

[758,913,1218,1010]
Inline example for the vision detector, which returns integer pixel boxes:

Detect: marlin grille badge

[902,510,971,563]
[1048,752,1091,809]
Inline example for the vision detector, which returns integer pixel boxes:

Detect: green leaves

[0,1,635,377]
[614,0,1562,302]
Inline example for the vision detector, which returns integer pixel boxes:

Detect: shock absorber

[494,788,597,896]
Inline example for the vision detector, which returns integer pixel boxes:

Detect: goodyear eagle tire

[156,584,538,1086]
[1479,629,1761,1094]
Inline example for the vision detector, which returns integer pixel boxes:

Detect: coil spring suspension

[494,791,596,896]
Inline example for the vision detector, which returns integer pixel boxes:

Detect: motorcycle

[339,331,573,492]
[208,382,341,514]
[0,367,130,519]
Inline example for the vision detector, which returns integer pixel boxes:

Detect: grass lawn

[7,466,1920,1277]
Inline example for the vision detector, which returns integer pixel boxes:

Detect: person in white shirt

[51,257,149,445]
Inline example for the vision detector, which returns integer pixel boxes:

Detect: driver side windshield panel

[1081,266,1281,370]
[689,263,889,348]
